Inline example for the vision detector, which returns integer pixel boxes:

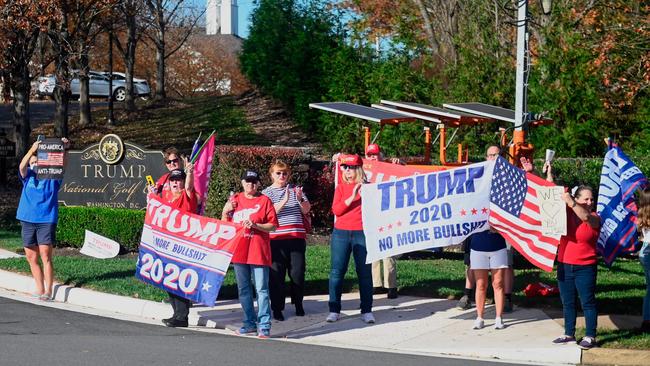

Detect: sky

[190,0,256,38]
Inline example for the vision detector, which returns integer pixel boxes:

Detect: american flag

[488,157,560,272]
[37,151,64,166]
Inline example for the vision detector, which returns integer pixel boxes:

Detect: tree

[240,0,339,131]
[143,0,202,100]
[72,1,117,127]
[0,0,59,157]
[114,0,146,112]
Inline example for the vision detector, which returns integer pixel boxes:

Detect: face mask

[29,163,37,170]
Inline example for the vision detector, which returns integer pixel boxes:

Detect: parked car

[100,72,151,99]
[37,70,150,101]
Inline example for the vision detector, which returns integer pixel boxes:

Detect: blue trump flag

[596,145,648,265]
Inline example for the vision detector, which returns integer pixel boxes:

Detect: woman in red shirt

[546,163,600,349]
[326,154,375,324]
[222,170,278,339]
[151,166,197,327]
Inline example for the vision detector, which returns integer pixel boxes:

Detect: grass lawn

[0,229,648,349]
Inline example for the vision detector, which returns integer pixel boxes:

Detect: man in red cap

[365,143,400,299]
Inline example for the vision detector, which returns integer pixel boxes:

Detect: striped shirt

[262,185,308,239]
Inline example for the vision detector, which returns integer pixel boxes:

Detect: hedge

[57,206,144,252]
[203,145,335,228]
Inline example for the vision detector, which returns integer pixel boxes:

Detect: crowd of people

[15,139,650,347]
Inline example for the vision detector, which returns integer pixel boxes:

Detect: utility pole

[510,0,531,164]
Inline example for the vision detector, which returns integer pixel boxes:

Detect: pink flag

[193,134,216,215]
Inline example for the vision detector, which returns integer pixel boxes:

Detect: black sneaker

[273,310,284,321]
[373,286,387,295]
[295,304,305,316]
[387,288,398,299]
[162,318,188,328]
[578,337,597,349]
[503,298,513,313]
[457,295,471,310]
[552,335,576,344]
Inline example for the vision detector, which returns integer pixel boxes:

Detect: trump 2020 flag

[362,161,493,263]
[597,145,648,265]
[192,133,215,215]
[137,194,243,306]
[488,157,561,272]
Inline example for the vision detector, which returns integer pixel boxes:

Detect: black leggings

[269,238,306,311]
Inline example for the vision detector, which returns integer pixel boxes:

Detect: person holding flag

[637,188,650,332]
[545,162,600,349]
[149,165,197,327]
[327,153,375,324]
[365,144,399,299]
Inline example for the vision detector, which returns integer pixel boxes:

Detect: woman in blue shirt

[16,138,68,301]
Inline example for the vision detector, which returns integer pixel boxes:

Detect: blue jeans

[328,228,373,314]
[557,262,598,338]
[639,242,650,321]
[234,264,271,331]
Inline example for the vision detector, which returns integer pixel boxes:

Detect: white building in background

[206,0,238,36]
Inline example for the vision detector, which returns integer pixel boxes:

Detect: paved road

[0,296,521,366]
[0,101,108,129]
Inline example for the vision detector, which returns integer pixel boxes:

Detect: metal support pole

[514,0,528,134]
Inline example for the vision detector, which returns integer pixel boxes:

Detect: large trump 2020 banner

[137,195,243,306]
[362,161,494,262]
[362,157,562,272]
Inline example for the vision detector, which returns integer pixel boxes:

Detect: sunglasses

[340,164,357,171]
[165,158,179,164]
[274,171,288,176]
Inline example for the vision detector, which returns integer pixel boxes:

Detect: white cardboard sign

[537,186,567,236]
[80,230,120,259]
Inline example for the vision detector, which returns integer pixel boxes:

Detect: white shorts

[470,248,509,270]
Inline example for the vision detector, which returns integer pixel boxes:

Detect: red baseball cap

[365,144,380,155]
[339,154,363,166]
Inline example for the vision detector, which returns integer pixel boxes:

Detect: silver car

[37,71,149,101]
[100,72,151,99]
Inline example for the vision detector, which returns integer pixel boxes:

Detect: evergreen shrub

[56,206,144,251]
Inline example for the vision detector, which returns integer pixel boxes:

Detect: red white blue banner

[136,195,243,306]
[362,161,493,262]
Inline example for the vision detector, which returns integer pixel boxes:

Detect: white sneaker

[361,312,375,324]
[494,317,505,329]
[326,312,340,322]
[473,317,484,330]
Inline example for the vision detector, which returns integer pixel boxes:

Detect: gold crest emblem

[98,134,124,164]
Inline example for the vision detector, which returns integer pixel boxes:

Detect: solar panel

[379,100,491,125]
[309,102,415,124]
[371,103,441,123]
[443,103,516,124]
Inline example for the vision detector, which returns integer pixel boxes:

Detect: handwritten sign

[537,186,567,236]
[80,230,121,258]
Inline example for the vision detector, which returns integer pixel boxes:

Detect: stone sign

[58,134,166,209]
[0,134,15,158]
